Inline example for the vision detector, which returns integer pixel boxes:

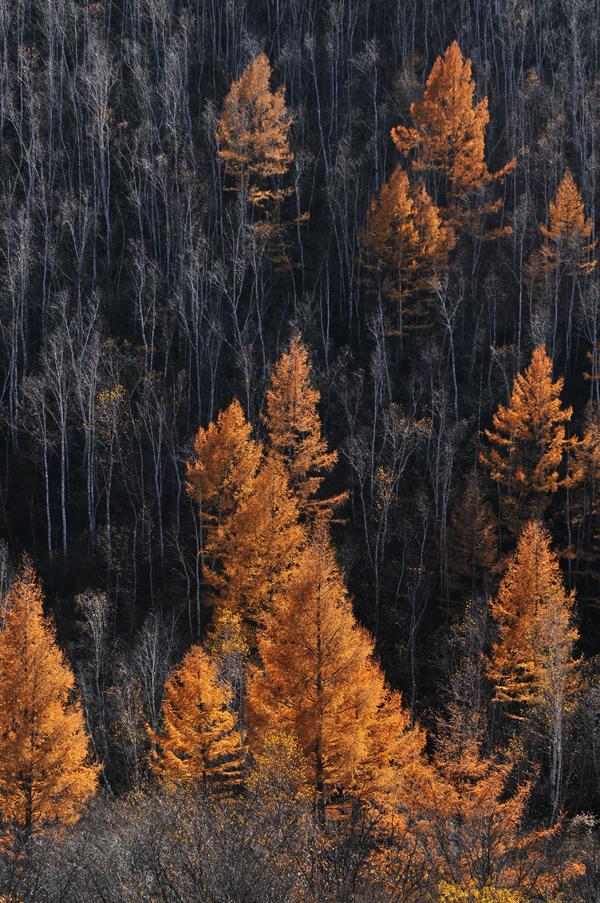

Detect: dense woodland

[1,0,600,899]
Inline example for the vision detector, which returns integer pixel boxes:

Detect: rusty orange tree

[481,346,575,538]
[149,644,244,793]
[246,530,427,816]
[362,166,456,330]
[0,562,98,844]
[217,53,293,207]
[264,333,345,520]
[488,521,580,818]
[392,41,514,230]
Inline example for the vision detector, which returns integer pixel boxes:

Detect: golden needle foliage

[539,170,597,276]
[481,346,575,536]
[207,451,305,626]
[437,881,529,902]
[264,333,345,519]
[0,562,98,841]
[411,740,564,898]
[362,166,455,325]
[186,398,262,563]
[488,520,579,715]
[217,53,293,206]
[246,531,427,811]
[392,41,514,228]
[187,397,304,653]
[148,643,244,792]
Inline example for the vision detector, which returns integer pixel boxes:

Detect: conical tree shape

[488,521,579,712]
[0,562,98,841]
[186,398,262,564]
[481,346,575,538]
[149,644,244,792]
[208,451,305,628]
[217,53,293,206]
[362,166,455,327]
[246,532,427,812]
[488,521,580,817]
[392,41,514,226]
[539,170,596,276]
[263,333,344,519]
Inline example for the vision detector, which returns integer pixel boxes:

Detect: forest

[0,0,600,899]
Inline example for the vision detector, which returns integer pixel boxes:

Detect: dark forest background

[1,0,600,807]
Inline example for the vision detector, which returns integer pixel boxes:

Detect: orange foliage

[186,398,262,564]
[149,644,244,792]
[407,741,567,897]
[264,333,345,519]
[247,730,310,806]
[371,737,579,900]
[217,53,293,206]
[246,531,427,812]
[0,563,98,841]
[392,41,514,228]
[207,451,305,628]
[362,166,455,326]
[539,170,596,276]
[488,520,579,714]
[481,346,575,536]
[489,521,581,818]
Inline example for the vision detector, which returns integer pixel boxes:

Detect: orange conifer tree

[217,53,293,207]
[149,644,244,792]
[0,562,98,843]
[392,41,514,227]
[371,734,578,900]
[246,531,427,814]
[488,521,580,817]
[362,166,456,328]
[535,170,597,367]
[481,346,575,537]
[186,398,262,567]
[539,170,596,277]
[264,333,344,519]
[207,451,305,630]
[408,740,563,898]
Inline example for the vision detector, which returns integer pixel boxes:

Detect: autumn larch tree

[488,521,580,818]
[540,171,597,277]
[186,398,262,570]
[411,740,564,898]
[391,41,514,230]
[536,170,597,365]
[217,53,293,207]
[0,562,98,844]
[481,346,575,539]
[246,530,427,816]
[148,644,244,793]
[373,735,574,900]
[361,166,456,331]
[264,333,345,520]
[207,451,305,633]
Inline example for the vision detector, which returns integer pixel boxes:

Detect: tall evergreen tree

[481,346,575,538]
[246,531,427,814]
[0,563,98,843]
